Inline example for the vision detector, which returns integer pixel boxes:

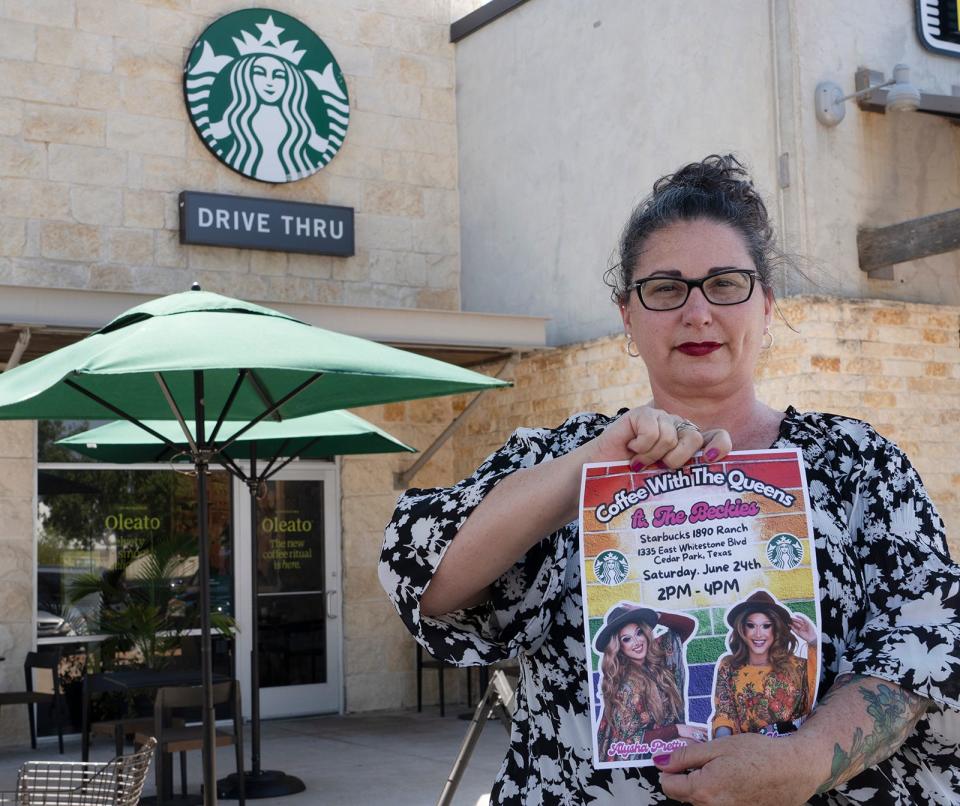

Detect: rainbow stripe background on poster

[579,449,821,766]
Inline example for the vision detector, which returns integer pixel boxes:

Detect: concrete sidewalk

[0,709,510,805]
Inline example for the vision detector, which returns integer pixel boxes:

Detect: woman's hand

[657,674,930,804]
[655,732,819,806]
[422,405,731,616]
[587,405,732,469]
[790,614,817,646]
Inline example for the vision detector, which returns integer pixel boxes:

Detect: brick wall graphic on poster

[579,449,822,769]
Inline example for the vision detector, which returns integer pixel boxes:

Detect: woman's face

[619,218,772,401]
[618,623,648,664]
[252,56,286,104]
[740,611,775,662]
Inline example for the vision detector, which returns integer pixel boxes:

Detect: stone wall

[341,395,474,712]
[0,0,459,310]
[451,297,960,557]
[0,421,36,748]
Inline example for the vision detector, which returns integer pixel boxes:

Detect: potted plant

[68,533,236,717]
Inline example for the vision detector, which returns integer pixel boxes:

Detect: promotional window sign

[184,9,350,183]
[579,449,821,769]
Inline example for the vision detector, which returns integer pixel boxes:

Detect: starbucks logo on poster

[184,9,349,183]
[594,550,629,586]
[766,533,803,570]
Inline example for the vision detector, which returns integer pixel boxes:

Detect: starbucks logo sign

[766,533,803,570]
[184,9,349,183]
[594,550,630,586]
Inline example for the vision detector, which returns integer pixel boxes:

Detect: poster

[579,449,821,769]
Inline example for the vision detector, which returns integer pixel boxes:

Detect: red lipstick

[676,342,721,356]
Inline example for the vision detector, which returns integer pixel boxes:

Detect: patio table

[81,670,230,762]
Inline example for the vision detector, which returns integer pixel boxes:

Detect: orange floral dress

[711,643,818,735]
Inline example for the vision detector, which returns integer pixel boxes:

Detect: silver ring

[675,419,700,436]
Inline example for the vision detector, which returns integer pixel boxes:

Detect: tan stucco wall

[0,421,36,748]
[791,0,960,304]
[450,297,960,558]
[0,0,459,310]
[455,0,960,346]
[456,0,781,344]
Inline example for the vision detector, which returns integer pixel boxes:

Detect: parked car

[37,609,74,638]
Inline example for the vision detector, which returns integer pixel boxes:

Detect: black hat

[594,603,658,654]
[725,590,791,628]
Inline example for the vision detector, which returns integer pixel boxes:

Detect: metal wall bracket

[5,327,31,370]
[393,354,517,490]
[856,67,960,120]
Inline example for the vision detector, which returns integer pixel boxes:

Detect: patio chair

[135,680,244,805]
[0,650,66,754]
[0,736,155,806]
[416,645,474,717]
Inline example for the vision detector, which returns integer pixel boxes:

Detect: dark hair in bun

[606,154,786,304]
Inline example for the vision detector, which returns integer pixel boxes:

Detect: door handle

[325,589,338,619]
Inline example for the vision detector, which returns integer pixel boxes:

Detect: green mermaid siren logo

[594,550,630,586]
[184,9,349,183]
[766,533,804,570]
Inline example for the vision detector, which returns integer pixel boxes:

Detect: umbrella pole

[195,374,218,806]
[250,445,261,776]
[217,445,305,800]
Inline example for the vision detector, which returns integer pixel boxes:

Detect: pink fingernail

[654,460,667,469]
[629,459,644,472]
[705,449,719,462]
[653,753,671,767]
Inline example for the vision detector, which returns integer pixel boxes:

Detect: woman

[711,591,818,738]
[380,155,959,804]
[595,605,704,761]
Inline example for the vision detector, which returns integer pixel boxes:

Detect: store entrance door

[234,464,342,718]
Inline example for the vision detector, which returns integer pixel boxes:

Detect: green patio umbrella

[0,289,505,422]
[59,410,414,799]
[0,285,507,806]
[57,410,415,464]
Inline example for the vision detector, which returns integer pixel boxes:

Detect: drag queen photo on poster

[710,589,819,738]
[593,604,706,764]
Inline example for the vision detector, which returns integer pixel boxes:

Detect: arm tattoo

[816,675,930,794]
[815,672,859,705]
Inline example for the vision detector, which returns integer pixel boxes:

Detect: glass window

[257,479,327,687]
[36,421,241,737]
[36,465,234,661]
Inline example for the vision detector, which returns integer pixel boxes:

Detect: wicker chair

[0,736,155,806]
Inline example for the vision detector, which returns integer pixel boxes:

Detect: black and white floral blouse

[380,408,960,805]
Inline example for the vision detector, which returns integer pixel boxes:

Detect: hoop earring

[762,328,774,350]
[625,332,641,358]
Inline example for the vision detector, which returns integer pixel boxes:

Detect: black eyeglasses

[629,269,758,311]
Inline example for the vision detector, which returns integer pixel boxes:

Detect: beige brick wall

[450,297,960,558]
[0,421,36,748]
[0,1,459,310]
[341,395,475,712]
